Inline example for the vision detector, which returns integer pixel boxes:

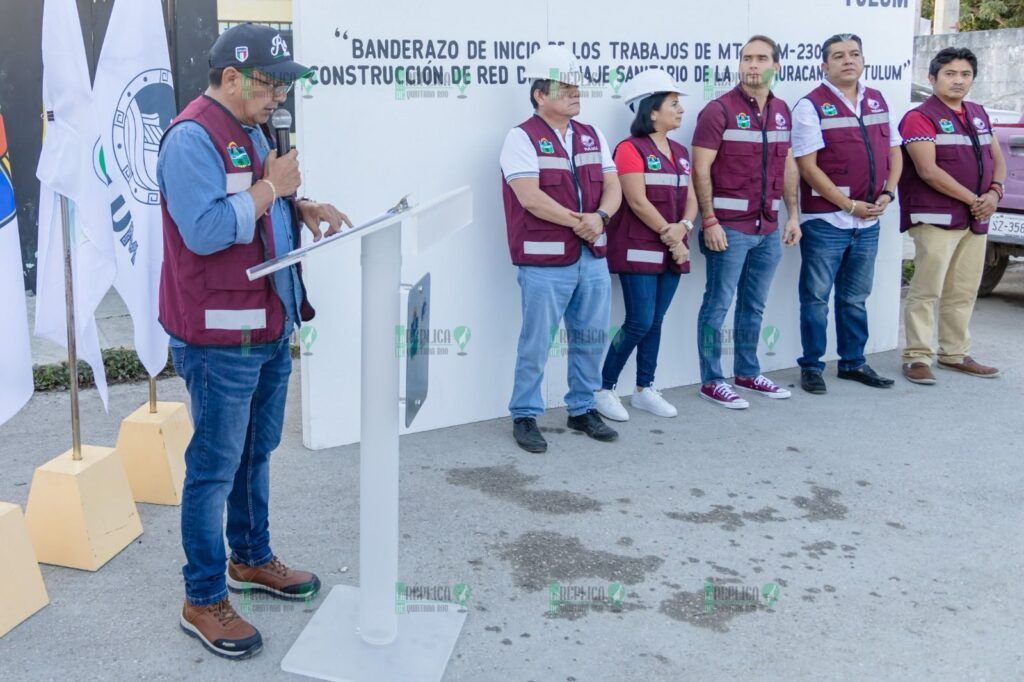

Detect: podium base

[0,502,49,638]
[116,401,192,505]
[24,445,143,571]
[281,585,465,682]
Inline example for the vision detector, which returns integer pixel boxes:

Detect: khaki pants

[903,224,986,365]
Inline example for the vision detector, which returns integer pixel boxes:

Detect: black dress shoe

[513,417,547,453]
[567,409,618,442]
[801,369,827,394]
[837,364,895,388]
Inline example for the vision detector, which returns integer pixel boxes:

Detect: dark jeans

[797,219,879,373]
[696,227,783,384]
[601,271,681,389]
[171,335,291,606]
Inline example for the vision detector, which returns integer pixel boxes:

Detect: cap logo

[235,46,249,63]
[270,34,290,58]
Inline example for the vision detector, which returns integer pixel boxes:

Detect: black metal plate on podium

[404,273,430,427]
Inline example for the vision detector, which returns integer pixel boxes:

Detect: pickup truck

[981,116,1024,296]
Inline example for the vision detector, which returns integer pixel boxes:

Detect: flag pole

[148,376,157,413]
[59,194,82,461]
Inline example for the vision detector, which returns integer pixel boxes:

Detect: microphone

[271,108,293,156]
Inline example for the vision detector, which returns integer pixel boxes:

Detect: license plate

[988,212,1024,243]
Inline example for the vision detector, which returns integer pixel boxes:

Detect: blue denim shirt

[156,121,303,346]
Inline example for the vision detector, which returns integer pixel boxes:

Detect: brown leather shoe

[902,362,936,385]
[179,597,262,660]
[227,555,321,600]
[937,356,1000,378]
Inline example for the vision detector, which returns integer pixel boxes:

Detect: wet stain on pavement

[666,504,786,531]
[791,486,848,521]
[689,488,705,497]
[886,521,906,529]
[446,464,602,515]
[658,587,767,632]
[497,530,663,592]
[801,541,837,559]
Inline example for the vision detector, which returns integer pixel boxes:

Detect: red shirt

[613,140,677,175]
[900,107,968,142]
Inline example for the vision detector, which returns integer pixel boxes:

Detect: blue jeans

[601,271,681,390]
[171,335,292,606]
[798,219,879,372]
[509,248,611,418]
[696,227,782,384]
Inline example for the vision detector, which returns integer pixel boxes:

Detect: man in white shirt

[792,34,903,394]
[499,45,622,453]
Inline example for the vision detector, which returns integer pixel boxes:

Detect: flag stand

[24,194,143,571]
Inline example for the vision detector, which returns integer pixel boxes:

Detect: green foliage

[902,260,916,285]
[32,347,175,392]
[921,0,1024,30]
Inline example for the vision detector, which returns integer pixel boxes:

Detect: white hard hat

[524,44,581,84]
[621,68,686,111]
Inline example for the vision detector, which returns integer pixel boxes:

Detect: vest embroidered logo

[736,113,751,129]
[227,142,252,168]
[821,103,838,117]
[580,133,596,149]
[646,154,662,171]
[774,112,787,129]
[939,118,955,134]
[538,137,555,154]
[973,116,988,132]
[867,97,883,112]
[235,46,249,63]
[679,157,691,174]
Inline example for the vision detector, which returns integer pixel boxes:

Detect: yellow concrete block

[116,401,192,506]
[0,502,49,638]
[24,445,143,571]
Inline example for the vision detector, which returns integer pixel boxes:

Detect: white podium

[248,188,473,682]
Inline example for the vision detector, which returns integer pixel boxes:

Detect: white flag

[35,0,115,409]
[92,0,173,378]
[0,112,33,426]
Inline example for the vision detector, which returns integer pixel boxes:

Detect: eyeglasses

[242,70,295,98]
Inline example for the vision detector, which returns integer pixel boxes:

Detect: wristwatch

[880,190,896,202]
[681,219,694,233]
[596,209,610,227]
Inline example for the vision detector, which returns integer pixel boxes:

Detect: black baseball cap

[209,23,310,82]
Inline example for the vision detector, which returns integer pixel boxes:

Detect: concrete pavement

[1,267,1021,681]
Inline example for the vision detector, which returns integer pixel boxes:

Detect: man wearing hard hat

[691,35,802,410]
[595,68,697,422]
[500,44,623,453]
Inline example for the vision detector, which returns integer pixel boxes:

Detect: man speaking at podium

[157,23,350,660]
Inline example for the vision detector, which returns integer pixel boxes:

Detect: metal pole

[59,194,82,462]
[148,376,157,413]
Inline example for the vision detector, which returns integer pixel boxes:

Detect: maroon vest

[898,95,995,234]
[501,115,607,266]
[704,86,791,234]
[158,95,313,346]
[607,136,691,275]
[800,84,892,213]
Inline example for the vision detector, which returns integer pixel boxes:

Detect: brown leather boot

[937,356,1000,378]
[227,555,321,600]
[179,597,262,660]
[902,362,936,385]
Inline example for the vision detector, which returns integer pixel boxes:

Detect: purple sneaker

[698,382,750,410]
[735,375,792,399]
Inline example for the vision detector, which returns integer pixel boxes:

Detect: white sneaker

[594,389,629,421]
[630,386,678,417]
